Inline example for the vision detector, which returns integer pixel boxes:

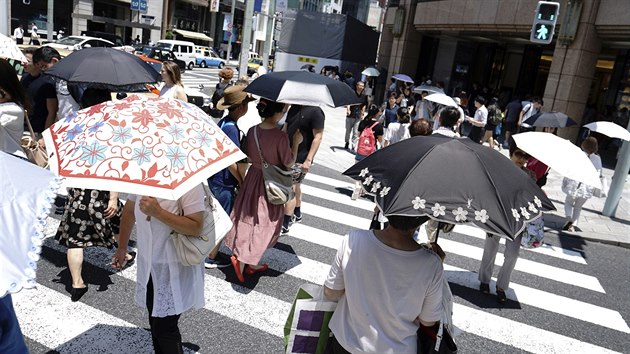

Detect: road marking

[35,238,624,353]
[444,264,630,334]
[453,224,587,264]
[300,201,369,229]
[295,203,604,292]
[287,223,344,250]
[304,172,355,189]
[13,286,197,353]
[437,237,604,293]
[453,303,621,354]
[300,184,374,211]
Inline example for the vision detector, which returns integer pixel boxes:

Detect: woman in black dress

[55,88,133,302]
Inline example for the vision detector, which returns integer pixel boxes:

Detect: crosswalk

[181,69,220,90]
[13,165,630,353]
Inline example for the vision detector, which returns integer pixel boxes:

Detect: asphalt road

[14,160,630,353]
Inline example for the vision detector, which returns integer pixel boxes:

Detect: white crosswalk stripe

[17,170,628,353]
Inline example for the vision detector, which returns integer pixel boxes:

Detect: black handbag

[417,322,458,354]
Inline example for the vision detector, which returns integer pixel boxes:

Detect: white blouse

[0,102,26,158]
[128,184,206,317]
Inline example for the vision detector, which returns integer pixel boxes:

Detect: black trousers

[146,276,184,354]
[330,336,352,354]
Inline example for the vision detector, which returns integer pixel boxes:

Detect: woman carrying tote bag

[224,98,302,283]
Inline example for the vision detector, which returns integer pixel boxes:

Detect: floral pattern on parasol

[44,95,247,200]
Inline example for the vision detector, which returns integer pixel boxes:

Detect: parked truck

[273,11,380,78]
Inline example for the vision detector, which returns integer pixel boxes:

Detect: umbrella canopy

[392,74,414,83]
[0,33,27,62]
[584,121,630,141]
[361,67,380,77]
[243,70,360,107]
[43,95,246,200]
[43,47,160,90]
[523,111,577,128]
[513,132,601,188]
[1,152,62,297]
[423,93,458,107]
[343,135,555,239]
[412,85,444,94]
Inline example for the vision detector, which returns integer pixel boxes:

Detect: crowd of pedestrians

[0,37,621,354]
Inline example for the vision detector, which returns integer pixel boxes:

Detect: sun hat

[216,85,256,110]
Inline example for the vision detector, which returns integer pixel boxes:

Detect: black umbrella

[244,71,361,107]
[523,111,577,128]
[343,135,555,239]
[44,47,160,90]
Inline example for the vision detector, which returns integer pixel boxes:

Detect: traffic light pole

[226,0,236,62]
[47,0,54,42]
[238,0,255,78]
[602,119,630,217]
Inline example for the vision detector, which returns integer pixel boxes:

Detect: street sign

[139,0,148,14]
[131,0,140,11]
[530,1,560,44]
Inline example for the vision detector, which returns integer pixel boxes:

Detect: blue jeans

[0,295,28,354]
[209,183,235,215]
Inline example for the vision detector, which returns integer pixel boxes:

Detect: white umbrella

[1,152,62,297]
[361,67,380,77]
[513,132,601,189]
[584,121,630,141]
[423,93,457,107]
[0,33,27,62]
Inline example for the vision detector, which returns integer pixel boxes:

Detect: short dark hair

[33,46,61,64]
[439,106,460,127]
[409,118,433,137]
[474,96,486,105]
[398,113,411,124]
[387,215,430,231]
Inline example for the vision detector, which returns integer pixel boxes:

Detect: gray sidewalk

[237,103,630,248]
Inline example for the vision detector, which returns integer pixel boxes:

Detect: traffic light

[530,1,560,44]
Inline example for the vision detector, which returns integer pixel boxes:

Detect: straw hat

[216,85,256,110]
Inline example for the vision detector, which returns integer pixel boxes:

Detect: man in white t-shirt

[29,23,40,45]
[324,215,444,353]
[518,97,543,129]
[14,24,24,45]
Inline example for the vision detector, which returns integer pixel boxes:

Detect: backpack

[209,82,232,118]
[219,119,247,157]
[488,105,503,125]
[356,121,380,156]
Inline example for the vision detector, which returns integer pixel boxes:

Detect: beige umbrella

[0,33,27,62]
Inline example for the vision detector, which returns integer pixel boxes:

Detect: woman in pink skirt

[224,98,302,282]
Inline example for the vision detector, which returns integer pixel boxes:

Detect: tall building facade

[378,0,630,141]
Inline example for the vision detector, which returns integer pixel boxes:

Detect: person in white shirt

[113,185,206,353]
[159,61,187,101]
[13,24,24,45]
[561,137,602,232]
[465,96,487,143]
[324,215,444,354]
[518,97,543,130]
[0,59,28,158]
[29,23,39,45]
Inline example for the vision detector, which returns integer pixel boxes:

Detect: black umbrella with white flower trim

[343,135,555,240]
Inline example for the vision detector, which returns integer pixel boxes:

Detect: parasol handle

[435,222,442,242]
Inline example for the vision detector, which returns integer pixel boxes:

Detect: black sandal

[123,251,136,268]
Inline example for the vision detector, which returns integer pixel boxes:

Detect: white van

[156,39,196,70]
